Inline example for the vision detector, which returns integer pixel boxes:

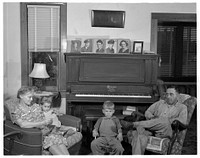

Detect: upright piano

[64,53,160,116]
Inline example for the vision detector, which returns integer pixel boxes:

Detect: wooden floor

[79,107,197,155]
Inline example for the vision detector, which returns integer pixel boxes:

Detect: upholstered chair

[126,94,196,155]
[4,98,83,155]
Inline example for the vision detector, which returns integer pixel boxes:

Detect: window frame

[20,2,67,92]
[150,13,196,82]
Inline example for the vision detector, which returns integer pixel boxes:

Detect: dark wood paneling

[20,3,29,86]
[79,58,145,83]
[152,13,196,22]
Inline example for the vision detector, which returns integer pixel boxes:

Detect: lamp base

[32,78,45,91]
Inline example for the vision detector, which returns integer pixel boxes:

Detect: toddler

[41,97,76,135]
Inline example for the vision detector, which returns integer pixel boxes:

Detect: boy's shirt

[94,116,122,137]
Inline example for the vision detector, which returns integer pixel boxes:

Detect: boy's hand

[117,133,123,142]
[52,108,63,116]
[92,130,99,138]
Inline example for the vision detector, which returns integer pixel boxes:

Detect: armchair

[126,94,196,155]
[4,98,83,155]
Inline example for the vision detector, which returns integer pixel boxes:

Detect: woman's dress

[13,103,69,149]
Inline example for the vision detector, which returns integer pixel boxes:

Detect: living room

[3,1,197,155]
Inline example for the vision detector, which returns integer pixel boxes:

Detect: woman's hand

[43,118,53,126]
[117,133,123,142]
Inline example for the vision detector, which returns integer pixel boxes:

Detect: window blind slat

[28,5,60,51]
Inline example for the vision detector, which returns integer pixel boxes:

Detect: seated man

[122,86,187,155]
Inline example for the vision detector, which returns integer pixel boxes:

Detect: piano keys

[64,53,160,115]
[75,93,152,98]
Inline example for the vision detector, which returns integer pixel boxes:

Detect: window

[20,3,67,91]
[151,13,196,82]
[27,5,60,90]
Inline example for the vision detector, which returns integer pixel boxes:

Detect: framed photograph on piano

[132,41,143,54]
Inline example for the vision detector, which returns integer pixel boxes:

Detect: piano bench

[84,109,125,133]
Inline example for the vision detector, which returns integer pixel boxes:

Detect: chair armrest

[4,120,43,144]
[171,120,188,132]
[4,131,22,139]
[58,114,82,132]
[167,120,188,154]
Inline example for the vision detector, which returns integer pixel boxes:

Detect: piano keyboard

[75,94,152,98]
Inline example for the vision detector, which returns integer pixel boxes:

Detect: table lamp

[29,63,50,90]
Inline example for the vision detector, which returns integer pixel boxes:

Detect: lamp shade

[29,63,50,78]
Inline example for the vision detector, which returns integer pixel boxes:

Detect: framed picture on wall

[91,10,125,28]
[133,41,143,54]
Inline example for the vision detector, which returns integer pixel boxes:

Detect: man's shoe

[120,120,134,128]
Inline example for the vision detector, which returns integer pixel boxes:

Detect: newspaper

[146,136,166,151]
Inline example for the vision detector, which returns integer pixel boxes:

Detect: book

[122,110,133,115]
[122,106,136,116]
[126,106,136,111]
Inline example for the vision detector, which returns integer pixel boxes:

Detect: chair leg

[8,138,15,155]
[167,133,177,154]
[4,131,22,155]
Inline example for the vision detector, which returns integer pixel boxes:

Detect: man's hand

[146,113,155,120]
[117,133,123,142]
[92,130,99,138]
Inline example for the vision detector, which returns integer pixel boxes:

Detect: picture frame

[105,39,117,54]
[117,39,131,54]
[80,38,93,53]
[133,41,143,54]
[70,39,81,53]
[93,39,106,53]
[91,10,125,28]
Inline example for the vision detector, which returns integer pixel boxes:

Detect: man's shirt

[145,99,187,124]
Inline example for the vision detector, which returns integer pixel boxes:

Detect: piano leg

[66,102,74,115]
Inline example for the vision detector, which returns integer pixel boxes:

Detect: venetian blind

[28,5,60,51]
[182,26,196,76]
[157,24,196,78]
[157,26,176,77]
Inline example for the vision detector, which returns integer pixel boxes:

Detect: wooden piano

[64,53,160,117]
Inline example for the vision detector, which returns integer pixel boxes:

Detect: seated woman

[12,86,69,155]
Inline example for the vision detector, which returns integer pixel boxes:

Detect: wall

[4,3,21,98]
[67,3,196,51]
[3,2,196,112]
